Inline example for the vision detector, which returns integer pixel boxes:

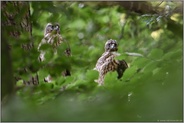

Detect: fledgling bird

[38,23,71,82]
[38,23,63,57]
[94,39,128,86]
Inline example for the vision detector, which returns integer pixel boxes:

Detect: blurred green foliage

[2,1,183,122]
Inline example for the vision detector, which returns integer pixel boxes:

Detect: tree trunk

[1,1,33,101]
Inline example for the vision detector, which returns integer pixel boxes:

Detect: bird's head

[44,23,61,36]
[53,23,60,34]
[105,39,118,52]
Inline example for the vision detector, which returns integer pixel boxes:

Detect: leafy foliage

[2,1,183,122]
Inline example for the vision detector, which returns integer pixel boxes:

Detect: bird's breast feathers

[94,51,120,71]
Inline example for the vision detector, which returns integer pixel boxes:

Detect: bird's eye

[54,25,59,30]
[47,25,53,31]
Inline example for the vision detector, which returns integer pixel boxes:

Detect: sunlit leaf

[125,52,144,57]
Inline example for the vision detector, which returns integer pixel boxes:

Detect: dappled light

[1,1,183,122]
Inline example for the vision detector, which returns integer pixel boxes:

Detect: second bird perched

[38,23,71,82]
[94,39,128,86]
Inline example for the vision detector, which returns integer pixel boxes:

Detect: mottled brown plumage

[94,39,128,86]
[38,23,64,61]
[38,23,71,82]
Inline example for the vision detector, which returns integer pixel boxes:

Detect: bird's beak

[110,44,115,49]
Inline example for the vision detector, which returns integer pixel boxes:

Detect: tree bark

[1,1,32,101]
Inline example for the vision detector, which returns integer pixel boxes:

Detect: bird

[94,39,128,86]
[37,23,71,82]
[38,23,64,60]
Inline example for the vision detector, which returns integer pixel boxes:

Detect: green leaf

[143,61,160,73]
[121,65,138,81]
[132,57,149,67]
[39,43,51,51]
[16,80,24,86]
[86,70,98,81]
[104,72,117,82]
[148,48,163,60]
